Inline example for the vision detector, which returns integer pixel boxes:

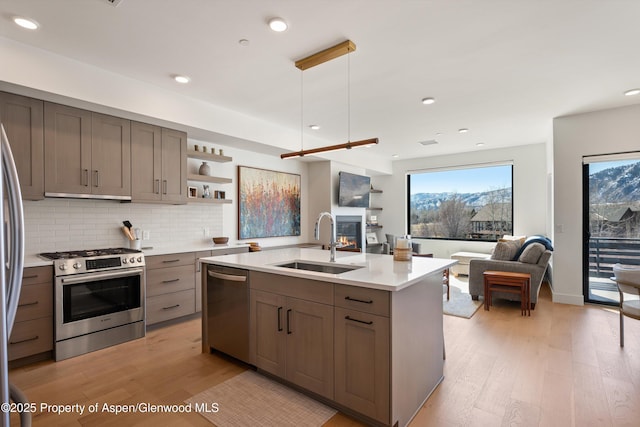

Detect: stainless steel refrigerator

[1,123,30,426]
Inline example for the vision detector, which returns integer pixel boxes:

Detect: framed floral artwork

[238,166,301,239]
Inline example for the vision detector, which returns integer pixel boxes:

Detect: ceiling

[2,0,640,165]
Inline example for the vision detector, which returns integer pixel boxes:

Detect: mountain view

[409,187,512,241]
[410,188,512,212]
[589,160,640,203]
[588,160,640,239]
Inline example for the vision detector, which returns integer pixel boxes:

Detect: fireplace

[336,215,363,250]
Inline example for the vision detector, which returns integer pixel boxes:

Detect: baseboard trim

[551,290,584,306]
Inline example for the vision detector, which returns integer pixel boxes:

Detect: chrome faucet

[314,212,337,262]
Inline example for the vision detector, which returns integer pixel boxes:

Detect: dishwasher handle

[207,270,247,282]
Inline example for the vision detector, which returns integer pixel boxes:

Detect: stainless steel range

[40,248,145,361]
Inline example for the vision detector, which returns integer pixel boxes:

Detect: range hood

[44,192,132,201]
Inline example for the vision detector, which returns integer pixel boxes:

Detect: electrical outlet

[143,230,150,240]
[203,227,210,237]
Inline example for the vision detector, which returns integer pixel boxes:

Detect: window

[407,164,513,241]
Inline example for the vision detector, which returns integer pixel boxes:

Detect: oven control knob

[73,262,82,269]
[129,257,136,264]
[122,258,128,264]
[137,256,143,263]
[59,264,67,271]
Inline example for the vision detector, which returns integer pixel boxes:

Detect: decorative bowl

[212,237,229,245]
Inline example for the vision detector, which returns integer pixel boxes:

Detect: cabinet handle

[82,169,89,186]
[22,275,38,280]
[10,335,39,345]
[286,309,292,334]
[345,296,373,304]
[162,304,180,310]
[163,180,168,194]
[162,278,180,283]
[277,306,283,331]
[345,315,373,325]
[93,170,100,187]
[162,259,180,263]
[155,179,160,194]
[18,300,38,307]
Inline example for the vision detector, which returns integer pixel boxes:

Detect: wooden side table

[483,271,531,316]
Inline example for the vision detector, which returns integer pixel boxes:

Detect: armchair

[469,248,552,309]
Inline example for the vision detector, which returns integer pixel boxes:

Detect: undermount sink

[275,260,363,275]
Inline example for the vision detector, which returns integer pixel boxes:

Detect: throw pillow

[512,235,553,260]
[518,242,545,264]
[499,235,526,246]
[490,240,521,260]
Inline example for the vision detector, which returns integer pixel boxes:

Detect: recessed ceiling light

[14,17,39,30]
[268,18,288,32]
[435,132,443,136]
[624,88,640,96]
[418,140,438,146]
[309,125,320,130]
[458,128,469,133]
[238,39,250,47]
[421,97,436,105]
[476,142,485,147]
[174,75,190,84]
[392,154,399,158]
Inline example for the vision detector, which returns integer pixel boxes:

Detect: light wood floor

[9,284,640,426]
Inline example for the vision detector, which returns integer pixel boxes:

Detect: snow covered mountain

[589,161,640,203]
[410,188,512,211]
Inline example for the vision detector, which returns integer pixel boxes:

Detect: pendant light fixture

[281,40,379,159]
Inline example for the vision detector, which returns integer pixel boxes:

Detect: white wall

[307,161,367,249]
[372,143,549,258]
[552,104,640,305]
[24,141,309,255]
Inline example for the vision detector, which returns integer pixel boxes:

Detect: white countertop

[200,248,457,292]
[23,243,250,268]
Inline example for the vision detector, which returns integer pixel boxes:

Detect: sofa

[468,236,553,308]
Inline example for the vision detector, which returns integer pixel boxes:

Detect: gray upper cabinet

[44,103,131,199]
[0,92,45,200]
[131,122,186,204]
[91,112,131,197]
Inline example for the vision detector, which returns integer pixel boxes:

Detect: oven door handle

[60,268,145,285]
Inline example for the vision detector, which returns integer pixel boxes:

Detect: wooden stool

[483,271,531,316]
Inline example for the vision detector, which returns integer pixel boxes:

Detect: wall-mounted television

[338,172,371,207]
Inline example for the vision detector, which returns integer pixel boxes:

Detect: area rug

[443,276,483,319]
[186,370,337,427]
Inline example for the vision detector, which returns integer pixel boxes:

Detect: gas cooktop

[39,247,141,260]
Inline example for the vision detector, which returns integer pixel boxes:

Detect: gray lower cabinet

[44,102,131,198]
[0,91,44,200]
[334,284,390,424]
[250,272,334,399]
[8,266,54,363]
[131,122,187,204]
[249,273,392,425]
[146,253,196,325]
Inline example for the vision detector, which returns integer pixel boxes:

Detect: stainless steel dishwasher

[206,265,250,363]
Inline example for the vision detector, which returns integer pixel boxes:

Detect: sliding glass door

[583,155,640,305]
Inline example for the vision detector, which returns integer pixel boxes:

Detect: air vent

[418,139,438,146]
[103,0,124,7]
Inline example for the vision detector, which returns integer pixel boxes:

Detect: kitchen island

[199,248,455,427]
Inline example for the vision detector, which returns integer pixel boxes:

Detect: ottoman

[450,251,491,277]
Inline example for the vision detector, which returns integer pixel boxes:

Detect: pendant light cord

[300,70,304,152]
[347,50,351,144]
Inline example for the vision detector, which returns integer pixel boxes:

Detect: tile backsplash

[23,198,223,255]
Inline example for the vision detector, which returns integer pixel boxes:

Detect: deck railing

[588,237,640,278]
